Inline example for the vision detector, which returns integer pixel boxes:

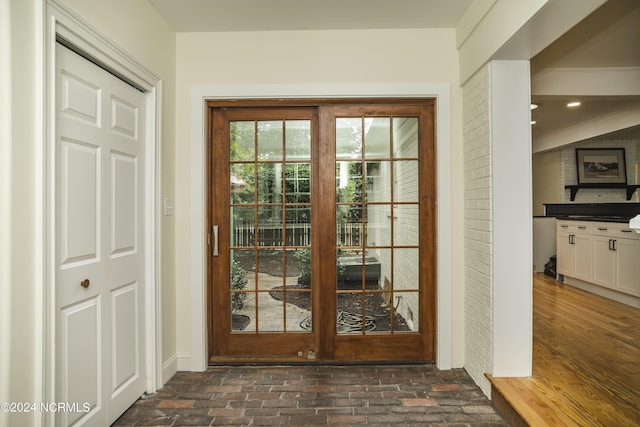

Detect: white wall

[174,28,466,368]
[490,60,532,378]
[533,150,562,215]
[1,2,177,425]
[0,0,11,422]
[2,1,43,425]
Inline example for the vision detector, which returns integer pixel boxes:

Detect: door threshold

[208,358,435,367]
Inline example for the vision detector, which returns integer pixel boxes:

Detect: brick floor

[112,364,508,426]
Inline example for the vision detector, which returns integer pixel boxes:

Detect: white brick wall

[463,63,493,395]
[560,140,638,203]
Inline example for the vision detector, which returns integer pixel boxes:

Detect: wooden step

[488,375,580,427]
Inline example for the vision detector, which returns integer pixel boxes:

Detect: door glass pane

[336,118,362,159]
[287,291,311,331]
[366,207,391,247]
[257,120,283,161]
[336,206,362,247]
[393,117,418,158]
[336,161,363,203]
[230,253,254,332]
[257,163,282,204]
[393,205,419,246]
[231,164,254,204]
[394,248,419,291]
[285,163,311,203]
[336,293,368,334]
[364,292,390,334]
[365,161,390,202]
[231,293,255,332]
[394,161,419,203]
[286,120,311,160]
[395,291,419,332]
[258,292,284,332]
[231,206,255,247]
[364,117,390,158]
[285,207,311,246]
[230,121,255,161]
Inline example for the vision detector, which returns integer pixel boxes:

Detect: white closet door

[56,43,146,426]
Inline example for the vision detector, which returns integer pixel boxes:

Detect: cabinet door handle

[621,229,633,233]
[578,226,587,230]
[560,225,569,228]
[613,239,617,251]
[598,227,608,231]
[609,239,613,251]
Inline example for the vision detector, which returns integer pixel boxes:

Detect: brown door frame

[206,98,436,363]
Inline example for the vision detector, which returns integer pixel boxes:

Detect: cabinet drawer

[591,224,623,237]
[613,228,640,241]
[557,221,590,233]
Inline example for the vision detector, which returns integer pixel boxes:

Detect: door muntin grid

[229,119,312,333]
[335,117,420,335]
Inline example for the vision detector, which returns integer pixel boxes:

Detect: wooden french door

[207,101,435,363]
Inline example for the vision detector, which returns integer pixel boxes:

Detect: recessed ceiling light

[530,103,539,110]
[567,101,581,108]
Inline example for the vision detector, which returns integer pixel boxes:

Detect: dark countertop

[554,215,632,223]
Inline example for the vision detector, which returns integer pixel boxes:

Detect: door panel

[60,139,100,267]
[59,298,101,426]
[56,44,146,426]
[208,102,435,362]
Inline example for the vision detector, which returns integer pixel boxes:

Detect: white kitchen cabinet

[614,233,640,297]
[592,234,615,289]
[556,221,592,282]
[558,220,640,298]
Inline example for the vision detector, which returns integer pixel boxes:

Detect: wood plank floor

[489,274,640,427]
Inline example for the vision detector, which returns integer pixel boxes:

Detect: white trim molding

[43,2,163,424]
[189,83,454,370]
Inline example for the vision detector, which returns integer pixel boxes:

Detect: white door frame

[188,84,453,371]
[43,1,163,423]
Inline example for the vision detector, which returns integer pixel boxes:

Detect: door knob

[80,279,90,288]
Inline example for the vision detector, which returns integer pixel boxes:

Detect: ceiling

[148,0,473,32]
[148,0,639,144]
[530,0,640,144]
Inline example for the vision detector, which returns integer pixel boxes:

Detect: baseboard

[162,353,178,382]
[562,276,640,309]
[176,352,196,372]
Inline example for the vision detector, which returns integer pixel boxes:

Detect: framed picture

[576,148,627,185]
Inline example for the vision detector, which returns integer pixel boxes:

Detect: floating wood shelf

[565,184,640,201]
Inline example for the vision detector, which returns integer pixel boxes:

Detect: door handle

[212,225,219,257]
